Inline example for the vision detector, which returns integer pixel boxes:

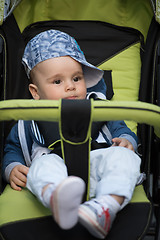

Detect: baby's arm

[2,122,30,189]
[106,120,138,151]
[112,137,134,151]
[9,164,29,191]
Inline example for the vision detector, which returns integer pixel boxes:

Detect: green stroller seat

[0,0,160,239]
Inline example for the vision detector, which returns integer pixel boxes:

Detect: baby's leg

[90,146,141,207]
[79,146,141,238]
[27,153,68,206]
[27,153,85,229]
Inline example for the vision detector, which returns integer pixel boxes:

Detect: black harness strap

[60,99,92,201]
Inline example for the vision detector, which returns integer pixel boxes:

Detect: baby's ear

[29,84,40,100]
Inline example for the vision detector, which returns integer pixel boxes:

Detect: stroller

[0,0,160,239]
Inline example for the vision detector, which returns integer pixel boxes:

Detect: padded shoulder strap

[18,120,31,166]
[60,99,92,201]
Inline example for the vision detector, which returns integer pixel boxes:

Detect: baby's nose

[66,81,76,91]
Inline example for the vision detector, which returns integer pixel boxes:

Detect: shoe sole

[51,176,85,229]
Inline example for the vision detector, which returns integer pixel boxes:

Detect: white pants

[26,146,141,209]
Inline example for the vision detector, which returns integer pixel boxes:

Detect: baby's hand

[112,138,134,151]
[9,165,29,191]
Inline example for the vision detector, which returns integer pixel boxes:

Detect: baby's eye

[73,76,80,82]
[54,80,61,84]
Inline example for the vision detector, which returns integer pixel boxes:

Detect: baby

[3,30,141,239]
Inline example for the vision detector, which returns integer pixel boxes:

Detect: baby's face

[29,56,87,100]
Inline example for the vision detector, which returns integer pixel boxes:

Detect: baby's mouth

[64,96,77,99]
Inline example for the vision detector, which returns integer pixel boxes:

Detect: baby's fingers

[127,144,134,151]
[15,171,27,184]
[112,138,121,146]
[10,180,22,191]
[18,165,29,176]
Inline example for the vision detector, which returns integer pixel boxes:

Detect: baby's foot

[50,176,85,229]
[79,197,116,239]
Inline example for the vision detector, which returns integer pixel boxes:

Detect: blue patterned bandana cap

[22,30,103,88]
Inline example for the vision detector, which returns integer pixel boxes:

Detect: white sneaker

[79,198,114,239]
[50,176,85,229]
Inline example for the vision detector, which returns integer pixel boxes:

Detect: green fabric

[99,42,141,133]
[0,184,149,227]
[13,0,153,40]
[0,99,160,137]
[92,100,160,138]
[130,185,150,203]
[0,185,51,227]
[0,99,60,122]
[99,43,141,103]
